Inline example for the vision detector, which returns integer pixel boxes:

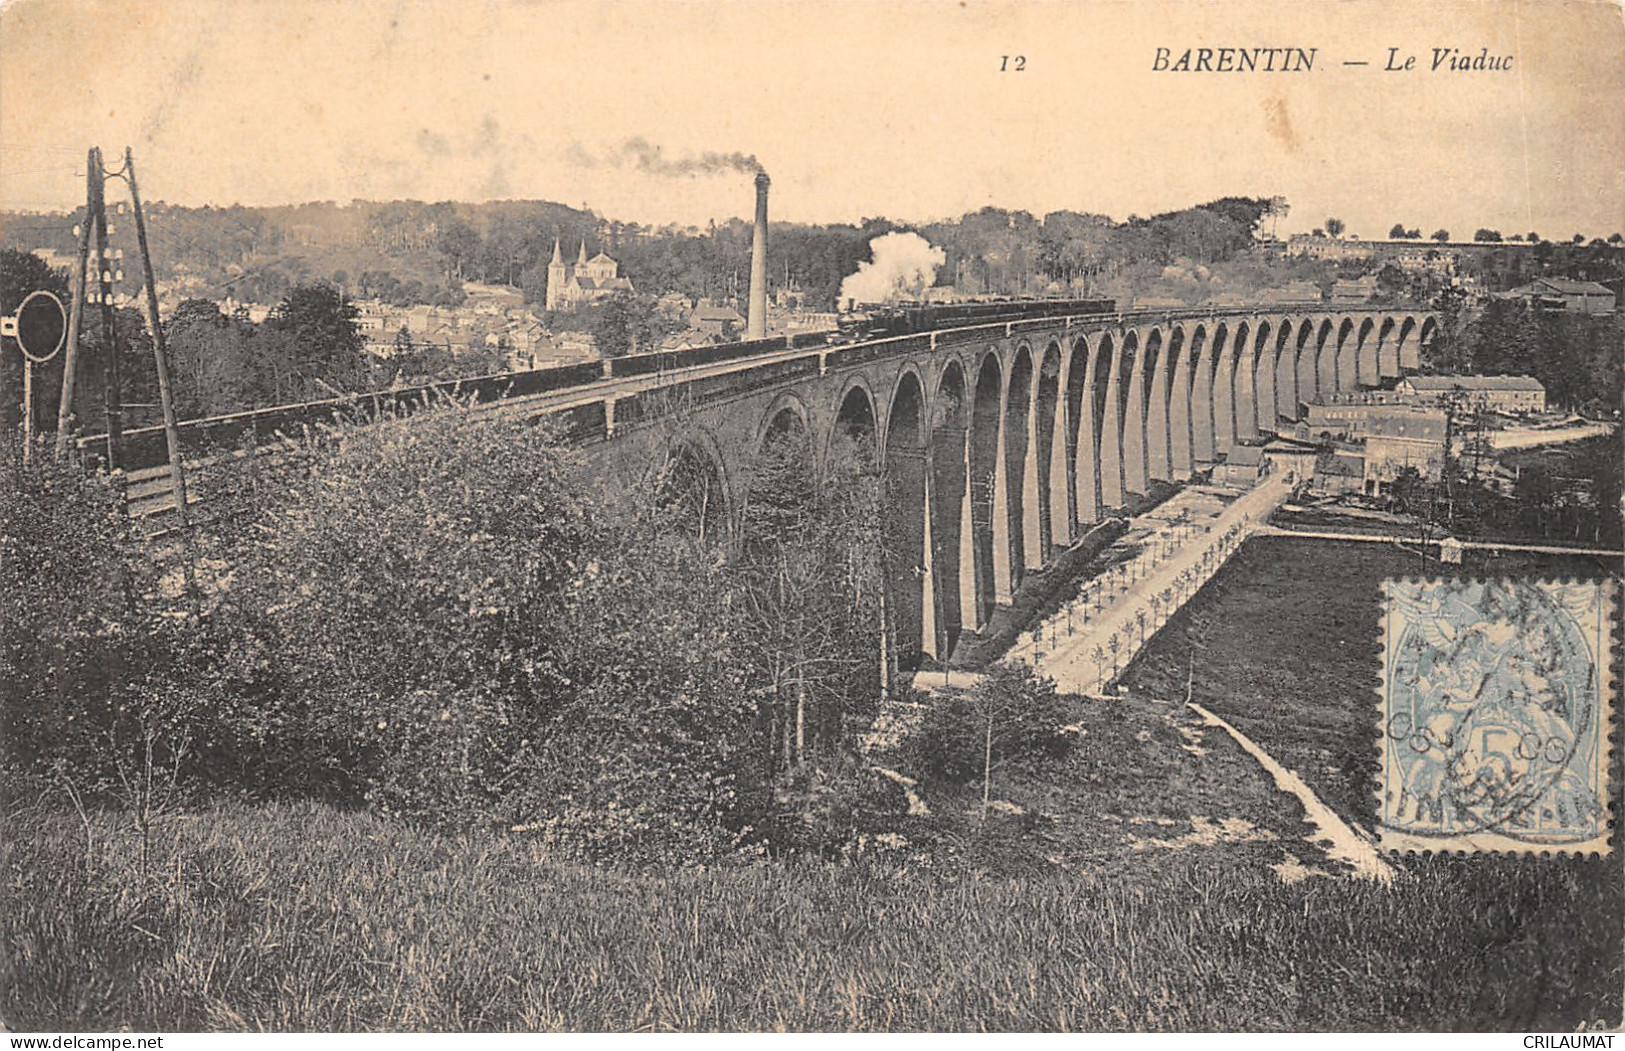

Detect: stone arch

[883,371,930,674]
[969,350,1003,624]
[1396,315,1420,371]
[1063,336,1092,533]
[1241,318,1267,438]
[931,359,970,654]
[1332,316,1358,394]
[1415,316,1437,370]
[1118,330,1146,495]
[1095,333,1126,509]
[1003,344,1035,589]
[879,364,930,458]
[829,378,878,472]
[1035,341,1066,556]
[1377,316,1400,378]
[1354,316,1378,387]
[1310,318,1337,404]
[1141,327,1173,482]
[743,399,817,554]
[1292,321,1317,418]
[756,391,813,453]
[1213,321,1243,454]
[1166,325,1195,478]
[1193,323,1226,463]
[649,432,732,547]
[1272,319,1296,423]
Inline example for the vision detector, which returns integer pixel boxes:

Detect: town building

[1256,280,1324,307]
[1260,436,1321,485]
[1501,278,1616,315]
[1365,432,1446,490]
[1312,449,1367,495]
[1391,244,1456,275]
[1330,274,1378,304]
[1283,236,1624,284]
[1299,401,1448,494]
[1396,375,1546,413]
[1301,402,1447,443]
[1285,236,1373,262]
[1214,443,1264,486]
[687,300,746,342]
[545,240,635,312]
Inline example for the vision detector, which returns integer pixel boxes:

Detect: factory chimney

[746,169,770,340]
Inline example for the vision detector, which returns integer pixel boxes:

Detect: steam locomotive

[835,296,1118,340]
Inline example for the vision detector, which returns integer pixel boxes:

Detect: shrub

[201,405,600,819]
[905,663,1079,790]
[760,758,912,858]
[0,442,200,782]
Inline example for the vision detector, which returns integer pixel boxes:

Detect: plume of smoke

[573,136,761,178]
[838,232,946,308]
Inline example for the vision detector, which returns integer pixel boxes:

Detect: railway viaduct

[587,305,1438,666]
[101,303,1435,666]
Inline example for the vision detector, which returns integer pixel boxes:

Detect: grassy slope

[1119,536,1623,1026]
[3,537,1619,1032]
[3,796,1618,1033]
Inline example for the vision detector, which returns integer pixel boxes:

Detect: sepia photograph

[1,0,1622,1036]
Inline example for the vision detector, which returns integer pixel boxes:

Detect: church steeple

[576,240,588,267]
[546,236,569,312]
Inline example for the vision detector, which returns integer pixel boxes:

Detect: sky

[2,0,1622,239]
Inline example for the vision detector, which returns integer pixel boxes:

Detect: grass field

[4,791,1620,1032]
[1119,535,1623,1025]
[4,536,1620,1032]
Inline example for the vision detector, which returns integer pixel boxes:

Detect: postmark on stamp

[1378,579,1614,855]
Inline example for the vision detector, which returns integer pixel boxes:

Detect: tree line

[3,196,1289,315]
[1424,293,1623,412]
[1,250,376,433]
[2,401,1014,860]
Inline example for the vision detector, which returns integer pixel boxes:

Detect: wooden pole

[124,147,190,528]
[52,149,97,459]
[89,148,123,470]
[21,360,32,460]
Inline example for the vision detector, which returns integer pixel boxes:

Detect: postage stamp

[1378,579,1614,855]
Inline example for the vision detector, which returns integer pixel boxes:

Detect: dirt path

[1189,702,1394,884]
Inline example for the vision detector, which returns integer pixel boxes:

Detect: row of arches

[663,310,1435,671]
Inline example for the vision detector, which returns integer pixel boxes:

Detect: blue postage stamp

[1378,579,1614,854]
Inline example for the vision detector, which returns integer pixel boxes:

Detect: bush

[905,663,1079,790]
[200,405,599,819]
[0,443,192,776]
[5,404,907,865]
[760,758,912,858]
[201,406,808,860]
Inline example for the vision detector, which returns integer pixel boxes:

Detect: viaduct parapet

[94,304,1436,665]
[588,306,1438,665]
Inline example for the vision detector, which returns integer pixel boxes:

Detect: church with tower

[545,239,635,312]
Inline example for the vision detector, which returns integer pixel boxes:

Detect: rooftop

[1513,278,1613,295]
[1404,374,1545,392]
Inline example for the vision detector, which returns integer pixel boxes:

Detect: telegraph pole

[88,147,124,469]
[52,149,97,458]
[124,147,190,528]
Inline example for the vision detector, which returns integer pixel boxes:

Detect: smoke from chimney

[572,136,762,178]
[747,170,770,340]
[838,232,946,308]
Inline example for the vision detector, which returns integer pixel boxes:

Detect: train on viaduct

[94,301,1437,669]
